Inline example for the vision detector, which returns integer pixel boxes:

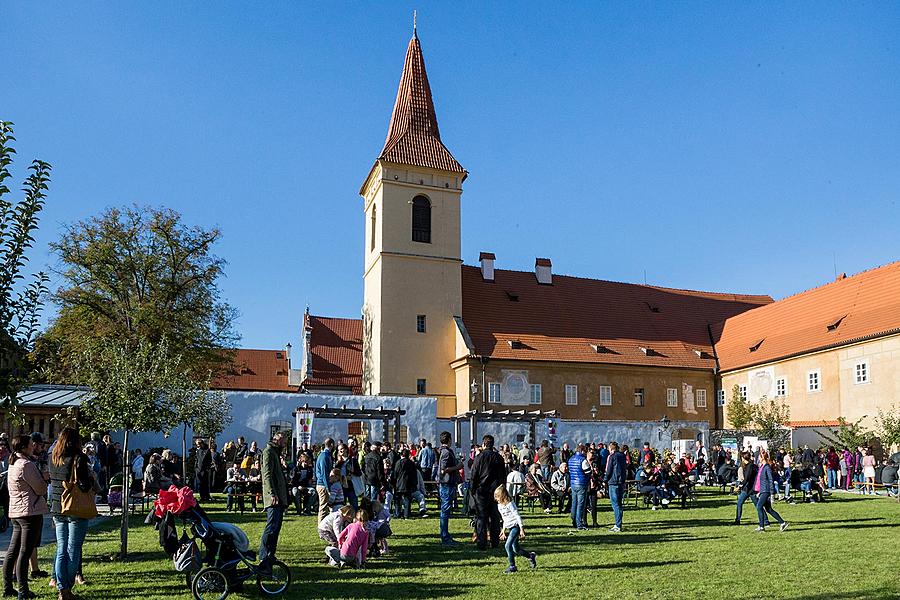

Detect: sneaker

[651,505,658,511]
[441,539,459,547]
[780,522,789,532]
[608,526,621,533]
[577,526,588,531]
[754,526,766,532]
[503,566,518,575]
[661,498,670,505]
[543,508,552,514]
[527,552,537,569]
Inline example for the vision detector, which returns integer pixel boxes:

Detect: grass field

[38,489,900,600]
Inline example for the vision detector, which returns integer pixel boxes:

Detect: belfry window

[412,196,431,243]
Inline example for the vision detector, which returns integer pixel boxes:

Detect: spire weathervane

[413,10,417,38]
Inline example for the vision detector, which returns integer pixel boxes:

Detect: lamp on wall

[590,405,598,420]
[471,378,480,411]
[658,415,672,441]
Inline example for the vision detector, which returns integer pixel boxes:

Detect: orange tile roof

[461,266,771,369]
[212,349,297,393]
[301,314,363,393]
[787,420,841,428]
[377,35,465,174]
[715,261,900,372]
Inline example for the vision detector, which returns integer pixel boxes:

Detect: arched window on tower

[411,196,431,243]
[370,204,376,252]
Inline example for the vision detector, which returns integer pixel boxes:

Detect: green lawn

[39,490,900,600]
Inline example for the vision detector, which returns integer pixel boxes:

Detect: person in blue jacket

[755,451,789,532]
[604,441,627,532]
[315,438,335,523]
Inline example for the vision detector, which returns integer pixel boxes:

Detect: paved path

[0,516,57,567]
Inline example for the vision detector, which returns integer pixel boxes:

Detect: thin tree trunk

[120,428,130,560]
[182,422,188,488]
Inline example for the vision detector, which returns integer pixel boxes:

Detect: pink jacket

[337,521,369,564]
[7,454,49,519]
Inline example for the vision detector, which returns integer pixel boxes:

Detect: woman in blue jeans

[48,428,98,600]
[755,452,788,533]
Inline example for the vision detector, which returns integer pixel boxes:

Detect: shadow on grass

[540,559,690,571]
[791,590,900,600]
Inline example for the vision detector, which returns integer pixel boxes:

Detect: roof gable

[302,315,363,392]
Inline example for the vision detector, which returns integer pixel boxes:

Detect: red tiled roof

[461,266,771,369]
[212,349,297,393]
[787,421,841,428]
[377,35,465,174]
[715,262,900,372]
[302,314,363,393]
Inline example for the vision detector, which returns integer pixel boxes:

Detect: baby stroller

[152,486,291,600]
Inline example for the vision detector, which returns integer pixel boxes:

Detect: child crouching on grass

[326,509,370,568]
[318,505,355,547]
[495,484,537,574]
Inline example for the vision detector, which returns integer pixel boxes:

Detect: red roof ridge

[307,314,362,323]
[773,260,900,303]
[461,264,772,303]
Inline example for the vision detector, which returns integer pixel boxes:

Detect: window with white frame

[529,384,542,405]
[488,382,501,404]
[716,389,725,406]
[776,377,787,397]
[666,388,678,407]
[634,388,645,407]
[565,384,578,405]
[854,361,869,384]
[696,389,707,408]
[739,385,747,401]
[807,370,820,392]
[599,385,612,406]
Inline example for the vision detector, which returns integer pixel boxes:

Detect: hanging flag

[295,410,315,448]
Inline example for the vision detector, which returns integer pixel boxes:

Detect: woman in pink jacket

[2,434,49,600]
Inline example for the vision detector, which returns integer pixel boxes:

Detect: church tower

[359,32,466,401]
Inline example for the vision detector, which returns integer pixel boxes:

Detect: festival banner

[295,410,315,449]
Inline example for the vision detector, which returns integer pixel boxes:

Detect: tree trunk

[182,422,188,488]
[120,428,130,560]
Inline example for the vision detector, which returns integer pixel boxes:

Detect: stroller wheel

[257,560,291,596]
[192,566,229,600]
[185,568,198,590]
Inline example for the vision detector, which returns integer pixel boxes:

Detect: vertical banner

[295,410,315,449]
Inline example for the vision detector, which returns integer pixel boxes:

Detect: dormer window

[508,340,525,349]
[826,314,847,331]
[644,302,660,313]
[749,339,764,352]
[505,291,519,302]
[411,196,431,243]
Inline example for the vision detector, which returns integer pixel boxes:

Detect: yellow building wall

[361,161,463,399]
[452,359,716,423]
[720,333,900,427]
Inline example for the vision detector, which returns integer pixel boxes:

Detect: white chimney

[479,252,495,282]
[535,257,552,285]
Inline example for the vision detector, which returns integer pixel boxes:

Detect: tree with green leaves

[874,405,900,453]
[754,395,791,447]
[76,337,189,559]
[40,204,238,381]
[818,416,871,450]
[172,385,232,488]
[0,121,51,404]
[726,384,754,430]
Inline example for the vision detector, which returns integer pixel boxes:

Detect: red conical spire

[378,35,465,173]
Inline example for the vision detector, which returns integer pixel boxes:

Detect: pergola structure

[292,403,406,449]
[449,409,560,449]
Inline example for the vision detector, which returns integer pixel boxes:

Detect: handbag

[61,458,98,520]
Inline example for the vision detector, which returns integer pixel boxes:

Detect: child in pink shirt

[325,512,369,567]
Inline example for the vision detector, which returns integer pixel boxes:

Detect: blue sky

[6,3,900,351]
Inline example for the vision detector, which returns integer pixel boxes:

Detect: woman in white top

[494,484,537,574]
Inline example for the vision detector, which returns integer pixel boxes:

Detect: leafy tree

[75,337,186,559]
[43,205,238,380]
[0,121,51,404]
[818,416,871,450]
[726,384,754,430]
[172,385,232,484]
[874,405,900,453]
[753,395,791,447]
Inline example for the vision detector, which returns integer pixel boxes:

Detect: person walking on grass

[734,451,760,525]
[258,431,289,575]
[754,451,788,533]
[494,484,536,575]
[469,435,506,550]
[316,438,335,523]
[436,431,464,546]
[604,442,627,532]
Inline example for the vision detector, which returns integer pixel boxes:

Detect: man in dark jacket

[259,431,289,574]
[392,449,419,519]
[194,439,213,502]
[437,431,464,546]
[469,435,506,549]
[604,442,627,532]
[734,451,760,524]
[363,443,385,501]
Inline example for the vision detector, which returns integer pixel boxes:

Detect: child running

[494,484,537,574]
[326,509,370,568]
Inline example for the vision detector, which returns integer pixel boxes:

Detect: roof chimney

[835,272,847,281]
[479,252,495,282]
[535,257,552,285]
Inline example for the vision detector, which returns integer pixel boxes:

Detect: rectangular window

[634,388,645,407]
[716,389,726,407]
[776,377,787,397]
[416,314,426,333]
[488,382,501,404]
[598,385,612,406]
[416,378,426,395]
[666,388,678,407]
[855,361,868,384]
[739,385,747,401]
[808,370,820,392]
[565,384,578,406]
[696,389,707,408]
[529,384,542,405]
